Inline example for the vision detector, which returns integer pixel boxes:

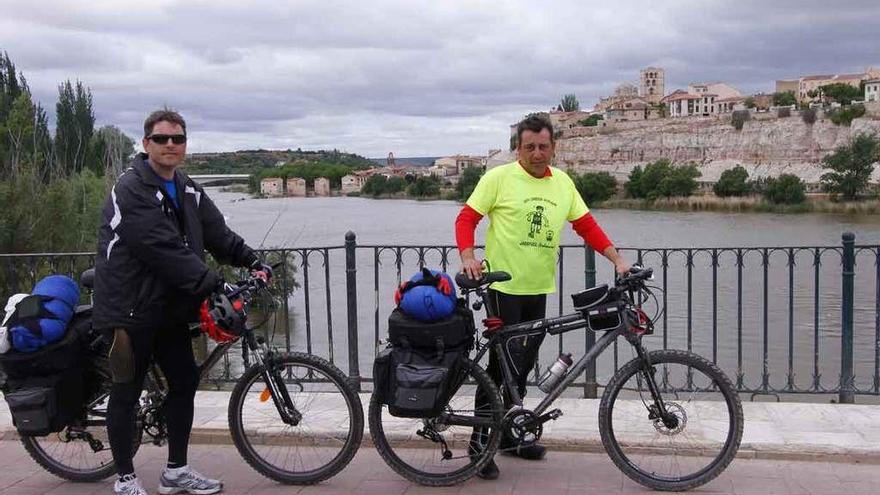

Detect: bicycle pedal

[547,409,563,420]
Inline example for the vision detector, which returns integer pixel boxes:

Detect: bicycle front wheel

[599,349,743,491]
[228,352,363,485]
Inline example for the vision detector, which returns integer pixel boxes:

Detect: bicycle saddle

[455,271,511,290]
[80,268,95,290]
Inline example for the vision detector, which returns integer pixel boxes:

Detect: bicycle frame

[441,285,652,430]
[473,312,626,417]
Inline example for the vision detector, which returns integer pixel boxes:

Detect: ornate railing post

[840,232,855,404]
[345,232,361,392]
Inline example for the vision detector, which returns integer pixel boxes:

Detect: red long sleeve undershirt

[455,204,613,253]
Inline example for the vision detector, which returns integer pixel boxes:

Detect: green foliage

[731,110,750,130]
[818,83,863,105]
[821,134,879,200]
[713,165,751,197]
[753,174,806,204]
[0,163,110,253]
[773,91,797,107]
[828,104,866,126]
[626,160,701,200]
[560,94,580,112]
[55,80,95,174]
[578,114,604,127]
[360,174,387,197]
[407,175,441,198]
[573,171,617,205]
[801,108,817,125]
[386,176,407,194]
[455,166,483,201]
[744,97,756,109]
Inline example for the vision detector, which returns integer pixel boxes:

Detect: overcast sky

[0,0,877,157]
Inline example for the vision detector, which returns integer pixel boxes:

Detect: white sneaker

[114,474,147,495]
[158,465,223,495]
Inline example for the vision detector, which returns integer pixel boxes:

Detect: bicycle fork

[251,345,302,426]
[634,343,679,430]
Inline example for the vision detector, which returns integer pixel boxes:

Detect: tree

[407,175,441,197]
[820,134,878,200]
[55,80,95,175]
[801,108,817,125]
[731,110,750,130]
[744,97,756,109]
[578,114,603,127]
[713,165,751,197]
[455,166,483,201]
[385,176,407,194]
[360,174,387,197]
[625,159,700,199]
[756,174,806,204]
[574,171,617,205]
[773,91,797,107]
[827,104,866,126]
[818,83,863,105]
[560,94,580,112]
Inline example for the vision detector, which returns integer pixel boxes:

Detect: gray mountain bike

[19,270,363,485]
[369,266,743,490]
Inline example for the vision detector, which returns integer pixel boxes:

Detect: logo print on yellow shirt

[526,205,550,239]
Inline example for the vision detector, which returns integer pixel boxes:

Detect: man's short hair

[144,109,187,137]
[515,114,554,146]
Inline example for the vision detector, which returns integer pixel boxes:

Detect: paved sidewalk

[4,391,880,463]
[6,391,880,463]
[2,440,879,494]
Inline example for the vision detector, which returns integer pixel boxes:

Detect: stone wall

[555,113,880,184]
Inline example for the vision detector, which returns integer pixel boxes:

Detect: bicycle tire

[599,349,743,491]
[368,358,503,486]
[21,419,142,482]
[228,352,364,485]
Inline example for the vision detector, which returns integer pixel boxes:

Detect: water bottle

[538,353,573,393]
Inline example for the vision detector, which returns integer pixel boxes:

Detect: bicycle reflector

[199,293,245,343]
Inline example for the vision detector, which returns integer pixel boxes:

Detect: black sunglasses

[147,134,187,145]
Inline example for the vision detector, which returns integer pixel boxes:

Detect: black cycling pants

[472,289,546,449]
[106,323,200,476]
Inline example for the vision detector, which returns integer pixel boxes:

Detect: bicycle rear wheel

[599,349,743,491]
[21,392,142,482]
[368,358,503,486]
[228,352,363,484]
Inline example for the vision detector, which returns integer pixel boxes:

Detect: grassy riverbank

[598,196,880,214]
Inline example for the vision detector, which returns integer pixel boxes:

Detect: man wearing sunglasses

[94,109,272,495]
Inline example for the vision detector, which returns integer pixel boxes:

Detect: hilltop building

[640,67,665,104]
[260,178,283,197]
[286,177,306,197]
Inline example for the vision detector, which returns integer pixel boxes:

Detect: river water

[210,189,880,396]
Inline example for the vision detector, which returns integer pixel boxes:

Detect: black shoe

[476,459,499,480]
[501,442,546,460]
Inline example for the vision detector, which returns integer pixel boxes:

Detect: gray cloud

[0,0,878,156]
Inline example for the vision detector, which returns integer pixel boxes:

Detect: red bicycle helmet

[200,293,246,343]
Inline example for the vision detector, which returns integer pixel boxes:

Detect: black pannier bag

[1,310,91,436]
[572,284,624,332]
[377,302,475,418]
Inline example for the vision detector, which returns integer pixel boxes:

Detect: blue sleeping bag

[8,275,80,353]
[395,268,458,322]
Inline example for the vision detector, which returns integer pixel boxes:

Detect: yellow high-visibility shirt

[466,161,588,295]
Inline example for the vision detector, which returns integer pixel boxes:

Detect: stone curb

[4,424,880,465]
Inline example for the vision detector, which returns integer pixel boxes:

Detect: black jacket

[93,154,257,330]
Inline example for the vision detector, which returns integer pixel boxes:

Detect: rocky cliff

[555,109,880,183]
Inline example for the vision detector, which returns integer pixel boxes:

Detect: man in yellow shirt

[455,114,629,479]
